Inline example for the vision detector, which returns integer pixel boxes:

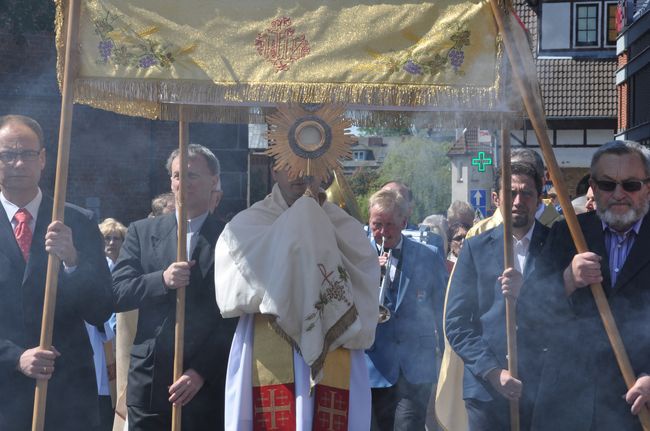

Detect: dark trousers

[95,395,114,431]
[465,398,510,431]
[371,374,432,431]
[127,394,222,431]
[128,405,170,431]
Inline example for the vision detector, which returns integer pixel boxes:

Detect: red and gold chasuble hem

[313,384,350,431]
[253,384,297,431]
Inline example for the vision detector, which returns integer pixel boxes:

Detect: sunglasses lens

[596,181,616,191]
[622,182,642,192]
[596,180,644,192]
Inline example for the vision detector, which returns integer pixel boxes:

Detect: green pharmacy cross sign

[471,151,493,172]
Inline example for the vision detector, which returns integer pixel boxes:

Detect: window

[353,151,365,161]
[576,3,599,46]
[606,3,618,45]
[540,1,617,55]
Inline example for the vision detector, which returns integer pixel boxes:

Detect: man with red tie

[0,115,113,430]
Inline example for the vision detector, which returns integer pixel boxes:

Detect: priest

[214,166,379,430]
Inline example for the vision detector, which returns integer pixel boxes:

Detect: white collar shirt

[388,237,403,282]
[513,223,535,274]
[1,188,42,232]
[1,189,78,272]
[176,211,209,258]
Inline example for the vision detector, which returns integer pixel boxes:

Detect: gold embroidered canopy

[56,0,518,126]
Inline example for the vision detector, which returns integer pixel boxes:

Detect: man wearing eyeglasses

[530,140,650,430]
[0,115,113,430]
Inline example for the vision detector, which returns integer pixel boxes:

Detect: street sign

[478,130,492,144]
[470,189,487,217]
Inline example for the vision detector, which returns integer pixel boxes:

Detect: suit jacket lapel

[489,225,506,272]
[22,196,52,286]
[194,214,218,280]
[395,235,410,310]
[524,222,546,279]
[152,214,178,269]
[613,213,650,290]
[0,202,25,268]
[488,226,506,306]
[582,214,612,290]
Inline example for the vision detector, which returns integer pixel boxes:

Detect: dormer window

[575,3,599,46]
[605,2,618,45]
[539,0,617,56]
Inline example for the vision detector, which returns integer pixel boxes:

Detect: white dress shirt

[1,188,42,231]
[512,223,535,274]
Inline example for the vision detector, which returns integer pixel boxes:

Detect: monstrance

[265,104,356,190]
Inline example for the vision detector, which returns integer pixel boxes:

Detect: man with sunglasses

[530,140,650,430]
[0,115,113,429]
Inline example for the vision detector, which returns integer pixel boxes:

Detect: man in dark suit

[531,140,650,431]
[365,188,448,430]
[112,144,237,430]
[445,162,550,430]
[0,115,113,430]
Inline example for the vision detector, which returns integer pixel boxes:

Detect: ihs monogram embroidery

[255,17,311,72]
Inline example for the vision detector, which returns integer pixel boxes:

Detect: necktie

[386,248,401,308]
[14,208,33,261]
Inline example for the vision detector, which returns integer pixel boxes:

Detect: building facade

[447,0,618,210]
[616,0,650,145]
[512,0,618,190]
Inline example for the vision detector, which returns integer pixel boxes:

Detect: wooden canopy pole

[32,0,81,429]
[172,106,189,431]
[500,128,519,431]
[488,2,650,429]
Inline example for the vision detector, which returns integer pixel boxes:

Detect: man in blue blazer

[445,162,550,430]
[365,188,447,430]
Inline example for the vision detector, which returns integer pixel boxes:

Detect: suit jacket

[0,196,112,430]
[365,235,448,386]
[111,212,237,430]
[530,211,650,431]
[445,221,549,406]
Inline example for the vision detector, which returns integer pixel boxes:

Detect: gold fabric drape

[56,0,514,125]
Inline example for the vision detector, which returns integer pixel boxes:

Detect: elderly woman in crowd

[100,218,127,269]
[87,218,127,431]
[446,222,471,273]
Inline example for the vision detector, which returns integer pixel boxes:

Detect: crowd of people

[1,113,650,431]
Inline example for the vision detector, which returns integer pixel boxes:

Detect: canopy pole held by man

[488,1,650,429]
[32,0,81,429]
[172,106,189,431]
[500,127,519,431]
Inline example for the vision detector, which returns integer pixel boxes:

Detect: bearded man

[531,140,650,430]
[445,162,550,430]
